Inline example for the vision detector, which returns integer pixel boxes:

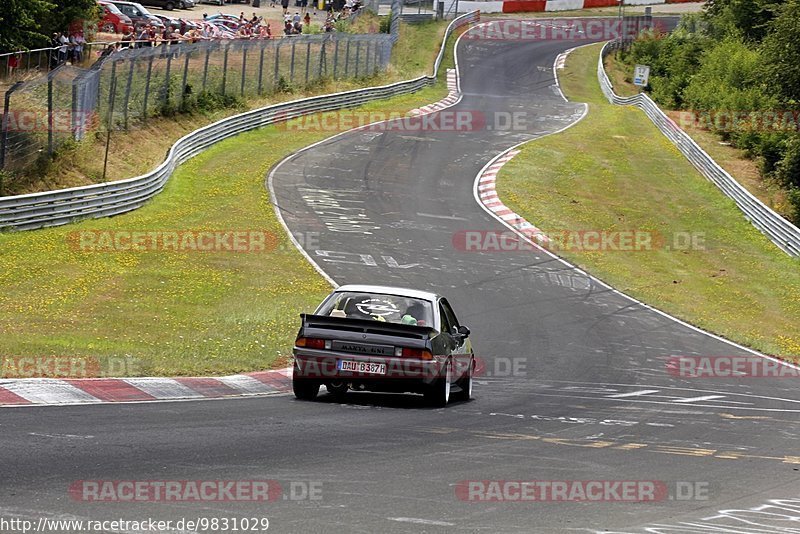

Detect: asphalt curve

[3,20,800,534]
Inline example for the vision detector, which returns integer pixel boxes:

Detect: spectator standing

[59,32,69,63]
[281,0,290,15]
[70,32,86,64]
[135,25,149,48]
[7,53,20,76]
[120,28,134,48]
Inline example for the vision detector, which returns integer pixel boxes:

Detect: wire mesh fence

[1,33,393,175]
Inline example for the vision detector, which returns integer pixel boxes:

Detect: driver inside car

[401,302,426,326]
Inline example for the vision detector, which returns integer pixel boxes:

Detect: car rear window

[317,292,434,327]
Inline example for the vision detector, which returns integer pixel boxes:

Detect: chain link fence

[1,33,393,176]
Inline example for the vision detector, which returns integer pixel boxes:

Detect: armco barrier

[598,41,800,258]
[0,11,480,231]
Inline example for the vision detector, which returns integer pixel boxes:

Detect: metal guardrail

[598,40,800,258]
[0,10,480,231]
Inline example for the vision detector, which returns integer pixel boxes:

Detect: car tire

[102,23,117,33]
[424,359,451,408]
[326,381,348,400]
[166,1,175,9]
[452,356,474,402]
[293,375,319,400]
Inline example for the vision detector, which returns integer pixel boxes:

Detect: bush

[683,37,774,114]
[774,134,800,190]
[379,15,391,34]
[625,27,707,108]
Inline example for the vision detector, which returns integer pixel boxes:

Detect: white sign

[633,64,650,87]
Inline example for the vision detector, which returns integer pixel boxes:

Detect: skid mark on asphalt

[480,380,800,413]
[426,427,800,466]
[608,497,800,534]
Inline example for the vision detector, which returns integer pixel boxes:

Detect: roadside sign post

[633,64,650,88]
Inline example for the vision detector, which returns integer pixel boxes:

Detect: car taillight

[296,337,329,349]
[395,347,433,360]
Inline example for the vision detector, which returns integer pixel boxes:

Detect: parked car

[292,285,475,407]
[199,0,224,5]
[106,0,166,28]
[98,1,134,33]
[152,0,195,9]
[154,14,200,31]
[137,0,179,10]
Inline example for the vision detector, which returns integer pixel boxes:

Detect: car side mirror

[455,325,470,338]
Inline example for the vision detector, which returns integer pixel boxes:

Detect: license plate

[337,360,387,375]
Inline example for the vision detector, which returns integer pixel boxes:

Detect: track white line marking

[387,518,455,526]
[416,212,468,220]
[673,395,726,403]
[606,389,660,398]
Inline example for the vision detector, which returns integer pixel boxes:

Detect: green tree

[703,0,784,41]
[42,0,101,40]
[0,0,55,51]
[0,0,98,51]
[761,0,800,104]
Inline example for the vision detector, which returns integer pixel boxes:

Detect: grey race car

[292,285,475,407]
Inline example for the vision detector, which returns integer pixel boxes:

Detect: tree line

[1,0,100,52]
[621,0,800,223]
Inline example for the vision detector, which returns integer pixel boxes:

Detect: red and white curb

[476,149,551,245]
[0,368,292,407]
[408,69,461,116]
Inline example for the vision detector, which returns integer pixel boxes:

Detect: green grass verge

[0,25,460,377]
[496,43,800,361]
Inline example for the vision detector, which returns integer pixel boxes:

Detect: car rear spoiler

[300,314,437,339]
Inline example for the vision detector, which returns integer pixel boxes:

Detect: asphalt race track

[3,19,800,534]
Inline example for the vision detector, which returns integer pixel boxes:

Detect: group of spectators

[35,0,367,66]
[283,11,312,35]
[50,31,87,67]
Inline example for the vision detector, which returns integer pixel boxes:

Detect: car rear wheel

[424,359,451,408]
[166,1,175,9]
[293,375,319,401]
[452,356,474,402]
